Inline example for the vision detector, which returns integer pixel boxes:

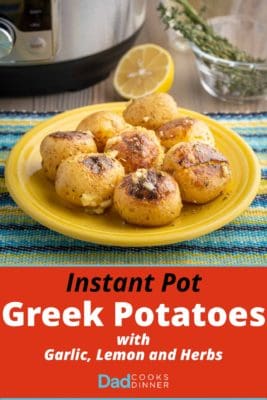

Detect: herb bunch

[158,0,267,99]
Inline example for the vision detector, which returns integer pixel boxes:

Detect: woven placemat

[0,111,266,266]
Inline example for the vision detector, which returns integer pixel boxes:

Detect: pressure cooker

[0,0,146,95]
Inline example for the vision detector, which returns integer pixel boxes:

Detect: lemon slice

[113,43,174,99]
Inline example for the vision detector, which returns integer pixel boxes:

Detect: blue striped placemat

[0,111,266,266]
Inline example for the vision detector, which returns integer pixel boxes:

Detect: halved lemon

[113,43,174,99]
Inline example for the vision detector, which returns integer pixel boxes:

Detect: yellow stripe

[0,154,9,163]
[0,252,266,265]
[0,119,41,126]
[258,180,267,195]
[244,208,267,216]
[0,206,25,215]
[223,121,267,128]
[231,216,267,225]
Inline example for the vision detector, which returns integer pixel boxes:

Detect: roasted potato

[55,153,124,213]
[123,92,178,130]
[156,117,215,149]
[163,142,231,204]
[114,168,182,226]
[105,127,164,173]
[40,131,97,181]
[76,111,129,151]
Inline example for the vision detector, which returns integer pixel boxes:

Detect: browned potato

[105,128,164,173]
[156,117,215,150]
[40,131,97,181]
[114,168,182,226]
[123,93,178,130]
[76,111,129,151]
[55,153,124,213]
[163,142,231,204]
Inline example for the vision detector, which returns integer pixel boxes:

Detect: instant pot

[0,0,146,95]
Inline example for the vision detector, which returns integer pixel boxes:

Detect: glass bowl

[191,15,267,102]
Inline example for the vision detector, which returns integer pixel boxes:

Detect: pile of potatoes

[40,93,231,227]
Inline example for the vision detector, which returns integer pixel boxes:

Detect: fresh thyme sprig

[158,0,264,63]
[158,0,267,99]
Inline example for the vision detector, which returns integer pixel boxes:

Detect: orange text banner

[0,267,266,397]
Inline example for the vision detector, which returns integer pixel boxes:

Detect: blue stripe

[1,217,267,247]
[0,110,266,119]
[0,194,17,205]
[209,111,267,119]
[0,111,57,118]
[0,126,35,135]
[236,133,267,138]
[0,145,12,151]
[0,242,266,255]
[1,222,267,232]
[251,194,267,206]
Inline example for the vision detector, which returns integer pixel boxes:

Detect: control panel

[0,0,55,63]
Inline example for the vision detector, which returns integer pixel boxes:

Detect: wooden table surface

[1,2,266,113]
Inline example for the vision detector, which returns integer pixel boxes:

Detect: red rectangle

[0,267,266,397]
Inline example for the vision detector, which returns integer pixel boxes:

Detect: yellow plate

[5,103,261,247]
